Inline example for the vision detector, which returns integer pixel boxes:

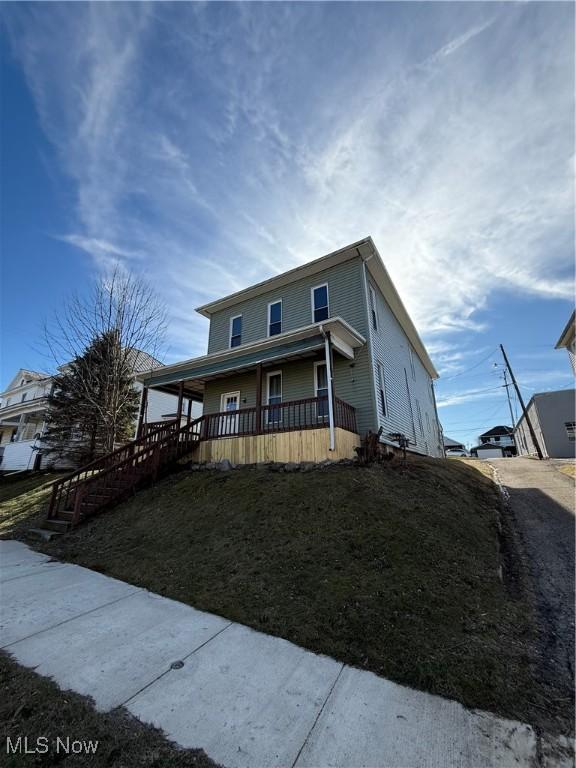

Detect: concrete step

[43,519,71,533]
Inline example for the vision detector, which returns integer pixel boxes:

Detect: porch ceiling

[140,317,365,398]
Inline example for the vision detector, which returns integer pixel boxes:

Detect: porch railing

[201,395,357,440]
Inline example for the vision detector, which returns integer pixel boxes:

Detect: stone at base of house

[186,457,357,474]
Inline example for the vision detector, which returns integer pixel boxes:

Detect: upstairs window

[21,393,27,403]
[565,422,575,441]
[312,284,329,323]
[369,285,378,331]
[230,315,242,348]
[409,347,416,380]
[268,301,282,336]
[377,361,387,416]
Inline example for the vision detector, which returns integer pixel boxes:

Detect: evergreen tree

[42,330,140,464]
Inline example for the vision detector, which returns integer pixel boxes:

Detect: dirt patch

[0,652,219,767]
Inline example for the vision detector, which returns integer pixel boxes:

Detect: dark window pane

[270,302,282,323]
[314,306,329,323]
[231,316,242,336]
[231,334,241,348]
[314,285,328,308]
[269,322,282,336]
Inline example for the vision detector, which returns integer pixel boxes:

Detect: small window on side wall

[377,362,387,416]
[565,421,576,441]
[312,284,329,323]
[268,301,282,336]
[369,285,378,331]
[230,315,242,348]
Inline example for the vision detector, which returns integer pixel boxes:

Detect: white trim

[313,360,327,398]
[311,283,329,324]
[265,370,283,424]
[265,370,283,404]
[229,314,243,349]
[267,299,283,337]
[219,391,240,436]
[220,390,241,411]
[323,334,335,451]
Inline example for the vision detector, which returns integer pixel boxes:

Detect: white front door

[219,391,240,436]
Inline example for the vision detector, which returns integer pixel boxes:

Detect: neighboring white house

[0,370,53,471]
[0,352,192,472]
[514,389,576,459]
[555,310,576,374]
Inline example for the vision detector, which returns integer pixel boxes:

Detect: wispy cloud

[3,2,574,363]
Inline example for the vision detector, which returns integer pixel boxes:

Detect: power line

[438,348,499,383]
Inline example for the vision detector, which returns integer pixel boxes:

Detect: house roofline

[137,317,366,384]
[195,236,438,379]
[555,310,576,349]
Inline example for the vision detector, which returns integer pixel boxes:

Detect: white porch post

[324,332,335,452]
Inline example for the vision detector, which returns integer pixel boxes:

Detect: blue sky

[1,2,574,448]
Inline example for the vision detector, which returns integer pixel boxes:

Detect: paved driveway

[1,540,560,768]
[490,459,575,710]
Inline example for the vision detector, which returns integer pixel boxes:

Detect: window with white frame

[369,285,378,331]
[409,347,416,380]
[314,362,329,418]
[268,301,282,336]
[565,421,575,441]
[377,361,387,417]
[266,371,282,423]
[229,315,242,348]
[312,284,329,323]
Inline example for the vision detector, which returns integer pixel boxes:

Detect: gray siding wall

[364,271,443,457]
[207,258,369,353]
[515,390,575,458]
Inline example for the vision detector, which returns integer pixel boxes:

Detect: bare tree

[43,268,167,458]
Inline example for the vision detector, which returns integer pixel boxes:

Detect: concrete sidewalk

[0,541,571,768]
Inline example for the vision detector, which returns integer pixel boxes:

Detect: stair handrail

[47,418,182,518]
[57,417,205,520]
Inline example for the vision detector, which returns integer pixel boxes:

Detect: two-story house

[477,425,516,456]
[137,238,443,463]
[0,353,182,472]
[0,370,52,471]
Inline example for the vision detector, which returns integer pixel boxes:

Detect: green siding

[199,254,378,435]
[204,348,375,436]
[207,257,370,353]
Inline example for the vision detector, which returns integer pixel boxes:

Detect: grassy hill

[2,458,569,734]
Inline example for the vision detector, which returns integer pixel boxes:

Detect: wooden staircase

[45,418,203,531]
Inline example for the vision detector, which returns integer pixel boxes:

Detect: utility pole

[502,369,516,429]
[499,344,543,460]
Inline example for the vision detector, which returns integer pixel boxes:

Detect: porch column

[176,381,185,424]
[255,363,263,435]
[324,332,336,451]
[187,397,193,425]
[136,386,148,438]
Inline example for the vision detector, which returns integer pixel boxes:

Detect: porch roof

[138,317,365,399]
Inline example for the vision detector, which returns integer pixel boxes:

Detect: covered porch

[137,318,365,463]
